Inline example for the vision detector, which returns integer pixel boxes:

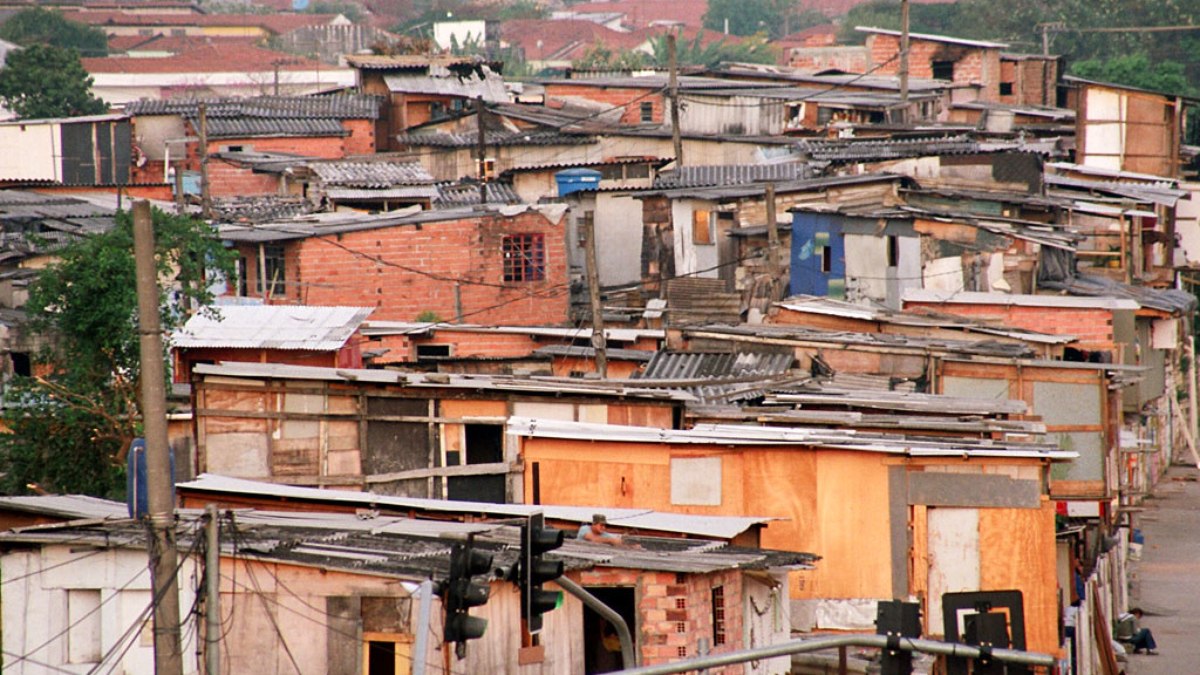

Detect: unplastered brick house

[218,204,570,325]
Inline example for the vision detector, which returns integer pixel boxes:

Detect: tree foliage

[1070,54,1192,96]
[0,44,107,119]
[574,33,776,71]
[0,209,236,498]
[702,0,783,38]
[306,0,366,23]
[0,8,108,56]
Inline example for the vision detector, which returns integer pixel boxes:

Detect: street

[1125,466,1200,673]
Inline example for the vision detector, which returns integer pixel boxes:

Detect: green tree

[1071,54,1192,95]
[306,0,365,23]
[573,41,649,71]
[0,7,108,56]
[646,32,776,68]
[0,44,107,119]
[703,0,789,38]
[0,209,236,498]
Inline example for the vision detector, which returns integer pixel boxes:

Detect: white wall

[0,123,59,182]
[2,545,201,675]
[595,193,644,287]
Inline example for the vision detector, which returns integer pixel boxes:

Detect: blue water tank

[126,438,175,518]
[554,168,602,197]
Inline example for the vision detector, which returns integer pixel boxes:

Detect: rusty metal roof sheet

[172,305,373,351]
[125,93,381,119]
[652,163,812,189]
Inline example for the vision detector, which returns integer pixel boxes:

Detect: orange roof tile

[83,43,327,73]
[62,10,341,34]
[499,19,645,61]
[567,0,708,31]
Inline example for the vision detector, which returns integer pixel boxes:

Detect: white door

[926,508,981,638]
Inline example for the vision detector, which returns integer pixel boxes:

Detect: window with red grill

[711,586,726,646]
[503,234,546,282]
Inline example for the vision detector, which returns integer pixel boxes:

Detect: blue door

[790,212,845,298]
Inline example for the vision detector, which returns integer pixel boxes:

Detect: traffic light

[443,542,493,657]
[520,513,565,634]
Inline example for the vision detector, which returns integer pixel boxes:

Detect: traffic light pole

[612,634,1055,675]
[555,575,637,669]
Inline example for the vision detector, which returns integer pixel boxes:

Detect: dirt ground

[1122,465,1200,673]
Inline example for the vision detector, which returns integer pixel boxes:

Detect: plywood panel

[742,450,818,596]
[202,414,269,435]
[926,508,980,637]
[670,456,722,505]
[979,502,1058,655]
[940,375,1012,401]
[910,504,928,601]
[608,404,674,429]
[513,401,576,421]
[441,399,505,418]
[814,451,892,599]
[206,432,269,477]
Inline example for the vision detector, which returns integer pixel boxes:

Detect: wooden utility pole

[132,201,184,675]
[583,214,608,378]
[899,0,910,119]
[765,183,781,285]
[475,97,488,205]
[198,103,212,219]
[667,33,683,167]
[173,161,185,215]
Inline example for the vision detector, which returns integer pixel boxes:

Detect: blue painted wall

[790,211,845,298]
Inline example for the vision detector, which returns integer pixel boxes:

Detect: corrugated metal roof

[192,361,695,401]
[507,416,1074,459]
[1043,173,1186,207]
[0,495,129,520]
[395,130,593,148]
[855,26,1009,49]
[126,94,381,119]
[434,181,522,206]
[639,351,793,380]
[902,289,1142,311]
[682,323,1040,359]
[172,305,373,350]
[325,187,438,200]
[194,116,348,139]
[640,172,910,200]
[310,160,434,188]
[180,474,774,540]
[361,322,663,343]
[384,71,507,102]
[652,163,811,189]
[1038,274,1198,314]
[798,135,986,162]
[533,345,655,362]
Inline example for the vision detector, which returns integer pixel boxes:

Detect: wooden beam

[364,462,519,485]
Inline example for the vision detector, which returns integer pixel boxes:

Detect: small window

[999,82,1014,96]
[932,60,954,80]
[415,344,451,361]
[503,234,546,282]
[711,586,727,646]
[887,235,899,267]
[598,164,623,180]
[625,163,650,179]
[692,210,713,245]
[224,145,245,153]
[236,257,248,296]
[255,245,286,296]
[639,101,653,122]
[820,245,832,273]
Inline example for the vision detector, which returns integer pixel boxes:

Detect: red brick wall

[543,83,665,125]
[207,158,281,198]
[903,301,1116,351]
[574,567,745,671]
[867,34,1001,101]
[231,210,571,325]
[342,118,376,155]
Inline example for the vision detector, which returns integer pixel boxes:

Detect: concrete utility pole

[204,504,220,675]
[198,102,212,219]
[582,214,608,378]
[899,0,910,118]
[667,32,683,167]
[132,201,184,675]
[475,96,488,205]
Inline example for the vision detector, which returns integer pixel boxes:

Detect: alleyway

[1125,466,1200,673]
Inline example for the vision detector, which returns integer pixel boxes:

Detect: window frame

[503,233,547,282]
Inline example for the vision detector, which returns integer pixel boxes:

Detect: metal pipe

[613,634,1055,675]
[411,579,434,675]
[555,576,637,669]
